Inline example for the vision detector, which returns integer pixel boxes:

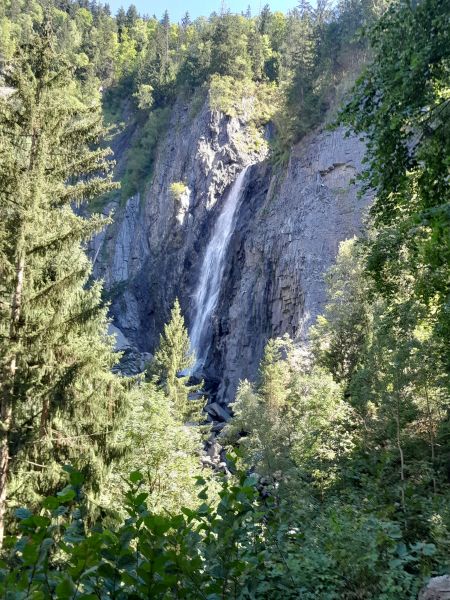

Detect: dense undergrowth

[0,460,443,599]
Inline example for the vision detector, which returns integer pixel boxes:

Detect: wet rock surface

[91,98,265,368]
[205,128,371,403]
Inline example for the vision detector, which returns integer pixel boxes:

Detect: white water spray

[190,166,250,367]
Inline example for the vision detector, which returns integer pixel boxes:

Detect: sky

[106,1,296,22]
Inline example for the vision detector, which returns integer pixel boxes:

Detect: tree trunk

[424,379,437,494]
[395,394,406,513]
[0,253,25,547]
[0,402,12,548]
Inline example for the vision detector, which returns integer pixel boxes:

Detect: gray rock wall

[206,128,371,402]
[93,97,266,351]
[92,97,371,403]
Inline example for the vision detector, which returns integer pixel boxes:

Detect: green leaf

[15,507,32,520]
[129,470,143,483]
[197,489,208,500]
[135,492,149,505]
[143,514,171,535]
[55,576,76,598]
[57,489,76,503]
[69,471,85,487]
[42,496,61,510]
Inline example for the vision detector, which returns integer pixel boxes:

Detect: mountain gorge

[93,95,371,407]
[0,0,449,597]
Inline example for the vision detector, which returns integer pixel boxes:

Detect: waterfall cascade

[190,166,250,367]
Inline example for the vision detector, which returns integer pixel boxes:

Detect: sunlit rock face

[92,96,371,405]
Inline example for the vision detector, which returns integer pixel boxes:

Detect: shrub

[169,181,188,201]
[121,107,171,199]
[0,468,434,599]
[208,74,279,126]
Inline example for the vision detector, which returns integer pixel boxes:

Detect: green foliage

[222,337,353,490]
[338,0,450,374]
[150,299,202,422]
[2,3,450,597]
[105,381,207,516]
[0,465,440,599]
[332,0,450,524]
[209,74,278,123]
[0,23,126,537]
[309,238,449,507]
[209,13,253,80]
[208,75,279,157]
[169,181,188,201]
[1,0,386,185]
[133,83,153,110]
[310,238,372,382]
[120,107,171,199]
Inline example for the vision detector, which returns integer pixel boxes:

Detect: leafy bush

[208,75,278,126]
[0,466,437,599]
[169,181,188,202]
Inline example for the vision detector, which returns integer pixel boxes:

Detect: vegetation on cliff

[1,0,383,195]
[0,0,449,598]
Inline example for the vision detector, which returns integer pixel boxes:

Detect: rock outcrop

[92,96,371,404]
[419,576,450,600]
[92,97,266,357]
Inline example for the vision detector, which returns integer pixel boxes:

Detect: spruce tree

[0,23,126,544]
[150,299,200,422]
[125,4,139,28]
[210,13,252,80]
[258,4,271,34]
[181,12,191,30]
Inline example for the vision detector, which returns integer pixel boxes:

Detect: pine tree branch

[29,268,86,304]
[29,218,109,255]
[57,178,119,207]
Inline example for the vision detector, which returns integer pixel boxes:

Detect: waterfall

[190,165,250,367]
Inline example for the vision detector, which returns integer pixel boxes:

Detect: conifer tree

[181,12,191,30]
[258,4,271,34]
[125,4,138,28]
[210,13,252,80]
[0,23,126,544]
[161,9,170,64]
[150,299,200,421]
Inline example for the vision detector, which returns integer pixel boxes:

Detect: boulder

[204,402,231,422]
[419,576,450,600]
[108,323,132,351]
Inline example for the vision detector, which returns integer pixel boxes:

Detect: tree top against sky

[107,0,296,22]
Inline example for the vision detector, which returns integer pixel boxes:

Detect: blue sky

[107,1,296,22]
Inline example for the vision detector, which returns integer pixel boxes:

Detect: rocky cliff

[206,128,371,403]
[92,96,371,405]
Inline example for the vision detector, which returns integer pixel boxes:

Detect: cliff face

[206,129,371,402]
[92,96,370,402]
[92,97,266,359]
